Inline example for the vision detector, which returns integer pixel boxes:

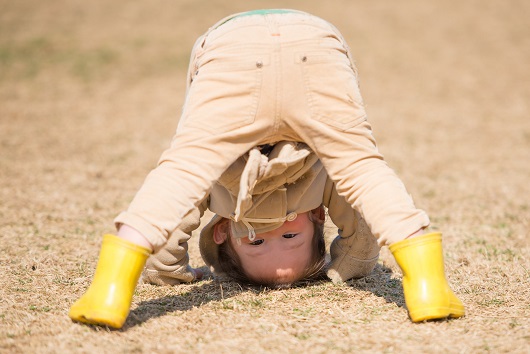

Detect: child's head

[208,206,326,287]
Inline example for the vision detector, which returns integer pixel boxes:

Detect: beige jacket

[142,141,380,285]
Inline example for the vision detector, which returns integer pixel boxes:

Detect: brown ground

[1,0,529,353]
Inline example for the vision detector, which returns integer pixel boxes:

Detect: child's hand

[141,264,202,286]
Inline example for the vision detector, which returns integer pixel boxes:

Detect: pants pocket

[297,51,366,131]
[179,52,269,133]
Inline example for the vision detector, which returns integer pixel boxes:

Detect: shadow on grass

[123,267,250,329]
[346,263,405,308]
[120,263,405,329]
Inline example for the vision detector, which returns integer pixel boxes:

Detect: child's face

[229,212,314,284]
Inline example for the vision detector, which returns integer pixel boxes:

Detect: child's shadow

[124,263,404,329]
[123,270,248,329]
[345,263,405,308]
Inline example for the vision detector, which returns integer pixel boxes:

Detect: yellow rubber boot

[389,232,465,322]
[69,234,151,328]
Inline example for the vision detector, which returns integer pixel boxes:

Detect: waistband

[212,9,306,30]
[207,8,340,36]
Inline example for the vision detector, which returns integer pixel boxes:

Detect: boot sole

[409,303,465,322]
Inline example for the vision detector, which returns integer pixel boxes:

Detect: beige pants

[115,11,429,250]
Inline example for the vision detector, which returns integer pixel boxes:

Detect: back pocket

[180,53,269,134]
[296,51,366,131]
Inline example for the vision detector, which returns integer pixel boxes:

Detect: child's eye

[249,239,264,246]
[283,233,297,239]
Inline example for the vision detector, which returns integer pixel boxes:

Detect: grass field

[1,0,529,353]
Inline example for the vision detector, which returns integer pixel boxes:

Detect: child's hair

[217,206,327,288]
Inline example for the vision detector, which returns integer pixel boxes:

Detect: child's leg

[295,65,464,321]
[273,13,463,321]
[71,20,277,328]
[117,224,153,250]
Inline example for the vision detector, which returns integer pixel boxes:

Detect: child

[69,9,465,329]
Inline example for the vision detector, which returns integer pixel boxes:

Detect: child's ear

[310,206,326,224]
[213,219,229,244]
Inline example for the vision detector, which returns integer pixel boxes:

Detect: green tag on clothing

[237,9,295,17]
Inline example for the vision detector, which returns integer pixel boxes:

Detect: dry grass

[1,0,529,353]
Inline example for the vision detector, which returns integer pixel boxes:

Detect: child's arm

[142,199,208,285]
[142,199,207,285]
[323,179,380,283]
